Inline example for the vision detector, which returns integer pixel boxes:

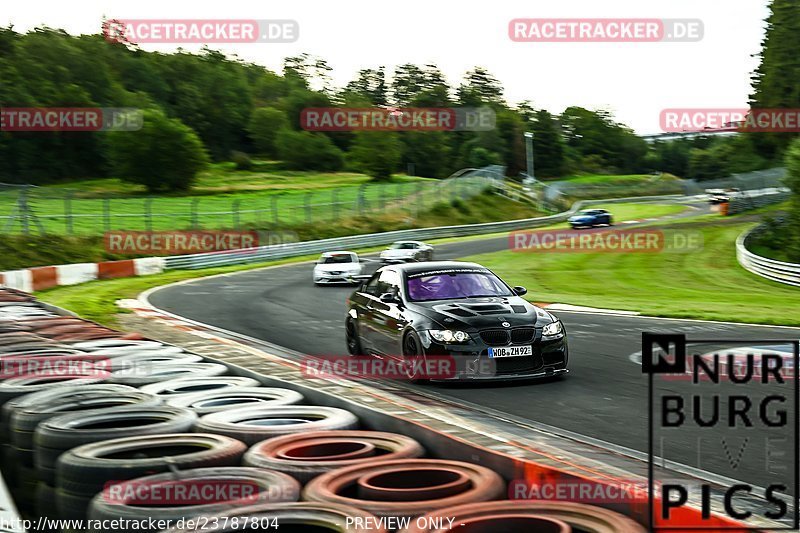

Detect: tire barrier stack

[0,287,653,531]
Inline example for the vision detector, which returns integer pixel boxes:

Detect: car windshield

[578,210,596,215]
[321,254,355,264]
[406,271,514,301]
[390,242,416,250]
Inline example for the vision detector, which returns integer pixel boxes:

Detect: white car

[379,241,434,264]
[313,251,364,285]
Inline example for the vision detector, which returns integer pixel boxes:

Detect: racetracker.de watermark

[0,355,110,379]
[103,19,298,44]
[661,108,800,133]
[1,108,142,132]
[509,478,651,503]
[509,18,703,42]
[509,229,703,253]
[102,479,265,505]
[104,231,259,255]
[300,107,495,132]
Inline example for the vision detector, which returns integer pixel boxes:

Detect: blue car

[568,209,613,229]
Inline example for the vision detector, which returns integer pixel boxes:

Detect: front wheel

[401,331,428,383]
[345,318,363,355]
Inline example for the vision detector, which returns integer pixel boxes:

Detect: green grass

[463,221,800,325]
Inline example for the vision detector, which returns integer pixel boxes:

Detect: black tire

[1,384,137,446]
[401,330,428,383]
[0,375,108,406]
[35,406,197,484]
[56,433,247,491]
[105,352,203,372]
[108,363,228,386]
[11,390,162,449]
[88,467,301,530]
[139,377,260,397]
[194,406,359,445]
[166,387,304,415]
[37,482,59,522]
[345,318,363,355]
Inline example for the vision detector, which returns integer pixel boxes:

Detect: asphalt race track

[150,211,800,491]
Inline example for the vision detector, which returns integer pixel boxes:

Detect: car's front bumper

[314,274,359,284]
[420,333,569,382]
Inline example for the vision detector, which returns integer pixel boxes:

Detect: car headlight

[542,320,564,338]
[429,330,470,343]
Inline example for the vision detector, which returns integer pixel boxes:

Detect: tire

[399,501,646,533]
[194,406,359,445]
[56,433,247,493]
[345,318,363,355]
[401,330,427,383]
[105,352,203,372]
[160,502,386,533]
[0,375,108,406]
[11,389,162,449]
[1,384,138,446]
[88,467,301,530]
[166,387,304,415]
[139,377,260,397]
[72,340,163,351]
[243,430,424,483]
[302,459,505,519]
[37,482,59,522]
[108,363,228,386]
[35,406,197,484]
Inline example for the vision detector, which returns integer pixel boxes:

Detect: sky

[2,0,772,134]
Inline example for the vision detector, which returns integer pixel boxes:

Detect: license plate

[488,345,532,358]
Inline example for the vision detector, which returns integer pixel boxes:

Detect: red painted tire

[302,459,505,518]
[400,501,646,533]
[88,467,301,526]
[243,431,424,483]
[161,502,387,533]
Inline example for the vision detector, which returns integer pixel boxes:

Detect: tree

[275,130,343,171]
[457,67,504,106]
[391,63,447,107]
[401,132,453,178]
[343,67,388,106]
[348,132,402,181]
[247,107,289,157]
[749,0,800,158]
[687,148,727,181]
[107,109,209,192]
[530,109,565,178]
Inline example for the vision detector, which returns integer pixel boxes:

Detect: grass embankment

[1,165,440,234]
[464,216,800,325]
[1,191,539,270]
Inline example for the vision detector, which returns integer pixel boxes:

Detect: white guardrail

[164,194,690,270]
[737,227,800,287]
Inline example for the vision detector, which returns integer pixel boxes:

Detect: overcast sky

[3,0,771,133]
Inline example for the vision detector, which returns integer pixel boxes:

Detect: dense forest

[0,22,789,187]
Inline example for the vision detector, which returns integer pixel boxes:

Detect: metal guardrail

[164,194,688,270]
[736,226,800,287]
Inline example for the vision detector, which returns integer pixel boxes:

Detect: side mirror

[379,292,399,304]
[513,286,528,296]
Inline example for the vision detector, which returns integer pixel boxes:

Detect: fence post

[64,191,74,235]
[232,199,241,229]
[102,198,111,231]
[144,198,153,231]
[191,199,200,229]
[332,189,339,221]
[20,188,30,235]
[305,192,312,223]
[271,196,279,226]
[379,184,385,212]
[358,184,367,215]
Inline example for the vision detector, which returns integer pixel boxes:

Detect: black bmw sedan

[345,261,569,382]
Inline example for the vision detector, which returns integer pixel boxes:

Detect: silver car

[313,251,364,285]
[379,241,434,264]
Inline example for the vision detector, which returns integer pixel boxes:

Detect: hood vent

[511,305,527,313]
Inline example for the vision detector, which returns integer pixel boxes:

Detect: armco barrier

[163,195,688,270]
[737,225,800,287]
